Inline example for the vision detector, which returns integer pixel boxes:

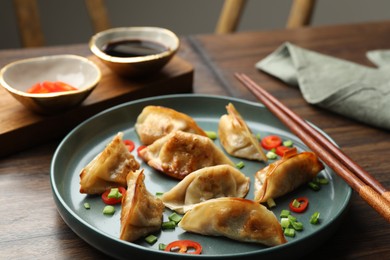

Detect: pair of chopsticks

[235,73,390,222]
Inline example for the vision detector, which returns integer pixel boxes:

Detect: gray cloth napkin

[256,42,390,131]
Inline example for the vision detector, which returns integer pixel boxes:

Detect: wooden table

[1,20,390,259]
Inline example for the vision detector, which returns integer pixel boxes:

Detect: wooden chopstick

[235,72,390,222]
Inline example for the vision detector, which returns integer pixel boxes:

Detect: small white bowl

[0,54,101,114]
[89,27,179,77]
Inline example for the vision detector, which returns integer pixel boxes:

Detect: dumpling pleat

[179,197,287,247]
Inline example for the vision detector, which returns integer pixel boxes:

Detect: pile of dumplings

[79,103,324,249]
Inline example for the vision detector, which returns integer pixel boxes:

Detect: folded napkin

[256,42,390,130]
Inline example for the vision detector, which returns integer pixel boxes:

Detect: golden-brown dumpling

[254,148,324,203]
[179,197,287,247]
[139,130,235,180]
[218,103,267,162]
[135,105,207,145]
[161,164,250,214]
[79,132,140,194]
[120,169,165,242]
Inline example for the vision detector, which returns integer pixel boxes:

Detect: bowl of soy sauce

[89,27,179,77]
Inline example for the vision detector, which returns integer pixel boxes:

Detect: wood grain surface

[1,20,390,259]
[0,53,193,157]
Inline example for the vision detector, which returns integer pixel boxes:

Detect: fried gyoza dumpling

[139,130,235,180]
[254,148,324,203]
[120,169,164,242]
[79,132,140,194]
[161,164,250,214]
[135,105,207,145]
[179,197,287,247]
[218,103,267,162]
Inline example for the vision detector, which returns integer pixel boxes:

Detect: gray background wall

[0,0,389,49]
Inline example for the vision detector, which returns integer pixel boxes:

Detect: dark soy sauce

[102,39,169,58]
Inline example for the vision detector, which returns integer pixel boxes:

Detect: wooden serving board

[0,55,194,157]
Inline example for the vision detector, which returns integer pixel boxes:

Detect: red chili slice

[27,81,77,93]
[54,81,78,91]
[123,139,135,152]
[27,83,49,93]
[261,135,282,150]
[137,145,147,157]
[164,240,202,254]
[101,187,126,205]
[289,197,309,213]
[275,145,291,156]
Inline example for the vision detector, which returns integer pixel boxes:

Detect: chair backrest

[13,0,111,48]
[215,0,316,34]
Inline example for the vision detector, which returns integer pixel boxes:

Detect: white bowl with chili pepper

[0,54,101,114]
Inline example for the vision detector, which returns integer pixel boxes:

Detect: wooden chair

[13,0,111,47]
[215,0,316,34]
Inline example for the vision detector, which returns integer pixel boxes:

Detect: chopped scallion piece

[266,151,277,159]
[280,218,290,229]
[266,198,276,208]
[283,140,293,147]
[287,214,297,222]
[318,177,329,185]
[256,133,261,140]
[284,228,295,237]
[205,131,217,140]
[83,202,90,209]
[107,188,122,199]
[290,220,304,231]
[103,205,115,215]
[159,243,167,251]
[310,176,328,189]
[308,181,321,191]
[161,220,176,229]
[145,234,158,245]
[168,212,182,224]
[291,199,301,208]
[280,209,290,218]
[310,212,320,224]
[235,161,245,169]
[155,192,164,198]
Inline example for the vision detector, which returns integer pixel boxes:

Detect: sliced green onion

[287,214,297,222]
[159,243,167,251]
[284,228,295,237]
[205,131,217,140]
[283,140,293,147]
[103,205,115,215]
[280,209,290,218]
[318,177,329,185]
[266,198,276,208]
[155,192,164,198]
[235,161,245,169]
[168,212,182,224]
[161,220,176,229]
[280,218,290,229]
[256,133,261,140]
[310,212,320,224]
[145,234,158,245]
[83,202,90,209]
[308,181,321,191]
[107,188,122,199]
[290,220,304,231]
[280,210,305,235]
[266,151,277,159]
[291,199,301,208]
[312,176,329,186]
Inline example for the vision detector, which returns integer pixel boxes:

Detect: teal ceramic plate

[50,94,351,260]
